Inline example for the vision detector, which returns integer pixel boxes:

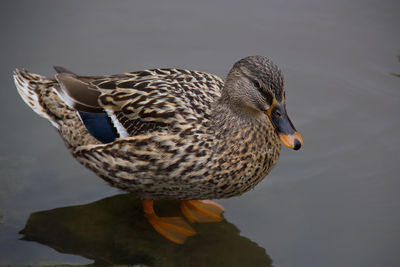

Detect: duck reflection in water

[20,194,273,266]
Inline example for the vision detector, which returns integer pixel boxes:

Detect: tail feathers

[13,69,61,127]
[13,68,102,148]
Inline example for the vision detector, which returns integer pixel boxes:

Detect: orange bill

[279,132,303,150]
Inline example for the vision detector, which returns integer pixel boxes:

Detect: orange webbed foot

[180,200,225,223]
[142,200,196,244]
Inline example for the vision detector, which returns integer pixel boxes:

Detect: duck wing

[55,68,223,143]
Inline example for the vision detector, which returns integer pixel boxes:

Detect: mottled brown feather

[13,58,283,200]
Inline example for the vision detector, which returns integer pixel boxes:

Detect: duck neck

[210,98,281,169]
[211,98,268,137]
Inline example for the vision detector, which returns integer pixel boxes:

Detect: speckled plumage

[14,56,285,200]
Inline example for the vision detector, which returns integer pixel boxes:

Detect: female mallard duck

[13,56,302,243]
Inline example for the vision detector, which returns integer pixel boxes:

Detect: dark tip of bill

[293,139,301,150]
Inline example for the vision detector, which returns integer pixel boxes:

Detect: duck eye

[253,80,261,89]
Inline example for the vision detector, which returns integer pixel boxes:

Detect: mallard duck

[13,56,302,243]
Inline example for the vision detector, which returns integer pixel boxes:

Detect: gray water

[1,0,399,266]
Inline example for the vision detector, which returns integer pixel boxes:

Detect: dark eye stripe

[244,73,274,105]
[261,90,273,105]
[254,84,273,105]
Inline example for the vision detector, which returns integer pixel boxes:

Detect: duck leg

[142,200,196,244]
[180,200,225,223]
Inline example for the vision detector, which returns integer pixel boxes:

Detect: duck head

[223,56,303,150]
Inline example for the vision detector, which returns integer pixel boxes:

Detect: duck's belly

[78,143,281,200]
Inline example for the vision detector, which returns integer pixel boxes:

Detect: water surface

[1,0,399,266]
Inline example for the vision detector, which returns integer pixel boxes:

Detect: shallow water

[1,0,400,266]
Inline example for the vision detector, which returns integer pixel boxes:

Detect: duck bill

[267,103,303,150]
